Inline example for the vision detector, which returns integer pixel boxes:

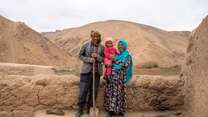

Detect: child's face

[106,41,113,47]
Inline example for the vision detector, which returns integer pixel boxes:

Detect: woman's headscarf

[113,38,133,83]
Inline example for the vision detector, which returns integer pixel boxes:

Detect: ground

[35,110,184,117]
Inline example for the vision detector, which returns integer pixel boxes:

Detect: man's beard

[91,40,99,46]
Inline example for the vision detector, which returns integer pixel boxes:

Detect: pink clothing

[104,47,117,76]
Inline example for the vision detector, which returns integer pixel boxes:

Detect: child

[104,37,117,81]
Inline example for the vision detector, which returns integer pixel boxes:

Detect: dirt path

[35,110,184,117]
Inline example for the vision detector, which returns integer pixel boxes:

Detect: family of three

[75,31,133,117]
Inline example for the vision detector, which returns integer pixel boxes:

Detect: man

[75,31,104,117]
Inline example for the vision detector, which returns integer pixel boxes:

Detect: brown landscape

[0,14,208,117]
[0,15,77,67]
[43,20,190,75]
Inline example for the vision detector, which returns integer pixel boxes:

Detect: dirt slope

[43,20,189,68]
[0,15,76,67]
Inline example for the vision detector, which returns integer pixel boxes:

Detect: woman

[104,38,133,117]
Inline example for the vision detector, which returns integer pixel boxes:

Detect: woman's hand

[109,54,114,59]
[105,64,111,68]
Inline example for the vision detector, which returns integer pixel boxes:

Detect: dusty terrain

[3,14,208,117]
[35,110,184,117]
[43,20,190,69]
[0,15,77,67]
[0,15,190,76]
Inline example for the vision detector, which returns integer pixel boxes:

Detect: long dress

[104,55,131,114]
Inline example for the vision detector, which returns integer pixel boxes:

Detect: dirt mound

[43,20,189,68]
[0,15,77,67]
[182,15,208,117]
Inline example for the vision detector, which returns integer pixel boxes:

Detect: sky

[0,0,208,32]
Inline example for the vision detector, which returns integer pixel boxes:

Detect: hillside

[0,15,77,67]
[43,20,189,68]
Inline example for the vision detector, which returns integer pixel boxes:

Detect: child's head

[105,37,113,48]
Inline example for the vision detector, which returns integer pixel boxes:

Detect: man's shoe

[46,108,65,116]
[87,108,90,114]
[106,113,112,117]
[75,109,83,117]
[118,112,124,117]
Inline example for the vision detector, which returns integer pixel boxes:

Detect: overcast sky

[0,0,207,32]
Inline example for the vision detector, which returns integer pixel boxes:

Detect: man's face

[91,33,100,45]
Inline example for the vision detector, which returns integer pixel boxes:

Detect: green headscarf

[113,38,133,84]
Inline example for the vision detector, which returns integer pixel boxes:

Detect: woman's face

[118,42,124,52]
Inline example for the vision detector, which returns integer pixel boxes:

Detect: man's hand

[103,76,110,84]
[90,58,95,63]
[91,53,98,58]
